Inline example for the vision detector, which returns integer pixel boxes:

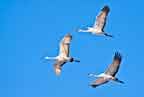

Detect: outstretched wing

[105,52,122,76]
[94,5,110,31]
[90,77,109,88]
[54,61,66,76]
[59,33,72,57]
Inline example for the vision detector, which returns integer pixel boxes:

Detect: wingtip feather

[89,83,98,88]
[65,33,72,38]
[54,65,62,76]
[55,68,61,76]
[114,52,122,62]
[102,5,110,12]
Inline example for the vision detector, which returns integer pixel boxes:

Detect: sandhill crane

[44,33,80,76]
[78,5,113,37]
[88,52,124,88]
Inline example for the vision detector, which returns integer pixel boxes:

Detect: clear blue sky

[0,0,144,97]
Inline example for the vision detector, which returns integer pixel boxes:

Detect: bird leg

[69,57,80,62]
[113,78,124,84]
[104,33,113,38]
[73,59,80,62]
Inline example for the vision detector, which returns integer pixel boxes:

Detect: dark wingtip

[120,81,125,84]
[102,5,110,12]
[114,52,122,62]
[90,84,98,88]
[65,33,72,38]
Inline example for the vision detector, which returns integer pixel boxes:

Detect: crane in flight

[44,33,80,76]
[78,5,113,37]
[88,52,124,88]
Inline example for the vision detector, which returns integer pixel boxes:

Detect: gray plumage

[89,52,124,88]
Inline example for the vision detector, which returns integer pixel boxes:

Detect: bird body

[97,73,113,79]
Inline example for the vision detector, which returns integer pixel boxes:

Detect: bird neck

[44,56,57,60]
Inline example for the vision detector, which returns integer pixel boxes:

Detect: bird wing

[105,52,122,76]
[93,5,110,31]
[53,61,66,76]
[90,77,109,88]
[59,33,72,57]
